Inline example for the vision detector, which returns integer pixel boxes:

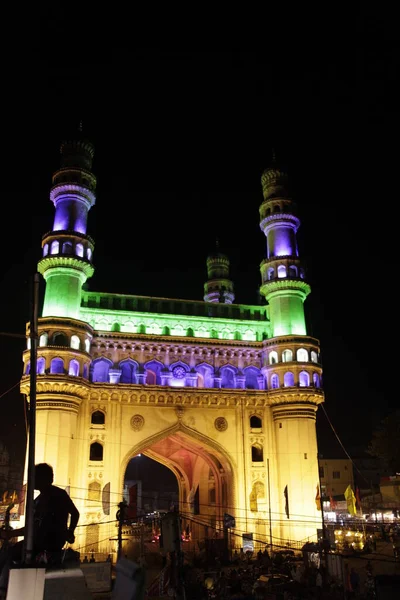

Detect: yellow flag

[344,485,356,516]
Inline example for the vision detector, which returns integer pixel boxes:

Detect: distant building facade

[20,134,324,555]
[319,457,355,498]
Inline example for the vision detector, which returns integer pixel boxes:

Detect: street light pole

[267,458,273,551]
[23,273,40,565]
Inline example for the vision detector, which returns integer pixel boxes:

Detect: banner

[344,485,357,516]
[284,485,289,519]
[355,487,362,511]
[125,484,137,520]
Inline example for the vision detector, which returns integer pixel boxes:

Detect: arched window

[284,371,295,387]
[195,364,214,389]
[282,349,293,363]
[299,371,310,387]
[88,481,101,502]
[268,268,275,280]
[68,359,80,377]
[91,411,105,425]
[39,333,48,347]
[311,350,318,363]
[52,332,69,347]
[162,326,170,335]
[277,265,287,278]
[76,243,84,257]
[186,327,194,337]
[244,367,260,390]
[43,244,49,257]
[111,322,120,332]
[70,335,80,350]
[50,357,64,374]
[296,348,308,362]
[87,248,92,261]
[85,339,91,353]
[313,372,320,387]
[250,415,262,429]
[37,357,45,375]
[91,358,112,383]
[251,444,264,462]
[144,360,163,385]
[269,351,278,365]
[270,374,279,389]
[62,241,73,254]
[220,366,236,389]
[25,362,30,375]
[289,265,297,277]
[89,442,103,461]
[120,359,138,384]
[83,364,88,379]
[50,240,59,255]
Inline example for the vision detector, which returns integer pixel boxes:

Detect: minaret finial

[271,148,277,165]
[215,237,219,250]
[78,120,83,133]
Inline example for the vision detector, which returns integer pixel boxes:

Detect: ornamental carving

[173,366,186,379]
[214,417,228,432]
[130,414,144,431]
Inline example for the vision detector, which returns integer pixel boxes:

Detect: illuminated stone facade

[20,136,324,555]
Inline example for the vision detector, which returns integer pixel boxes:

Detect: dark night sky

[1,14,399,465]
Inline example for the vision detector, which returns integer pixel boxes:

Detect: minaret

[203,241,235,303]
[37,130,96,319]
[259,159,310,335]
[259,157,324,541]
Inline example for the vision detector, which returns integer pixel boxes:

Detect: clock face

[172,366,186,379]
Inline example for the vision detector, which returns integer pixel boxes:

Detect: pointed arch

[91,357,113,383]
[119,358,139,384]
[70,335,80,350]
[89,442,103,461]
[39,333,48,347]
[169,361,189,387]
[243,366,261,390]
[284,371,295,387]
[299,370,310,387]
[51,332,69,347]
[68,359,80,377]
[282,349,293,363]
[195,362,214,389]
[91,410,105,425]
[250,415,262,429]
[270,373,280,389]
[297,348,309,362]
[50,357,64,374]
[269,351,278,365]
[220,364,238,389]
[37,356,45,375]
[144,359,164,385]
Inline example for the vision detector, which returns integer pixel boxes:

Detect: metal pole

[267,458,273,551]
[23,273,40,565]
[116,501,125,561]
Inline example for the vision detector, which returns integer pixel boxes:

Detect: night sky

[1,18,398,466]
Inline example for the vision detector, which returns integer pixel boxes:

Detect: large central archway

[121,424,236,545]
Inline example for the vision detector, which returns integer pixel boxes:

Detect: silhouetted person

[0,463,79,597]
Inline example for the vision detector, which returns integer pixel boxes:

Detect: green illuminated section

[79,307,270,341]
[40,266,89,319]
[267,292,307,337]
